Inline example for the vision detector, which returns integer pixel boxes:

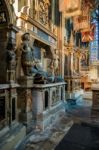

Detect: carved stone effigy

[20,33,63,84]
[6,49,16,70]
[17,32,65,132]
[5,24,19,83]
[20,33,47,83]
[20,33,35,76]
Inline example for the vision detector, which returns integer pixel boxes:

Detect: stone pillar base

[18,76,34,87]
[18,76,34,133]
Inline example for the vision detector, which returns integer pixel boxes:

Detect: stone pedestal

[0,83,26,150]
[32,82,66,131]
[18,76,34,87]
[92,84,99,110]
[0,84,19,130]
[18,76,66,131]
[65,75,83,102]
[18,76,34,133]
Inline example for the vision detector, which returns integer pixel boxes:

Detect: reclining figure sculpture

[21,33,63,83]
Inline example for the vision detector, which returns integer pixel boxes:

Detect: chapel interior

[0,0,99,150]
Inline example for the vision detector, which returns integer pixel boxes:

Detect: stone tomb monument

[0,25,26,150]
[18,33,66,132]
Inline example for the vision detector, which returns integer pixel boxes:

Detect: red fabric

[73,3,90,30]
[81,24,95,42]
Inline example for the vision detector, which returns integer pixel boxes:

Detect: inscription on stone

[0,96,5,121]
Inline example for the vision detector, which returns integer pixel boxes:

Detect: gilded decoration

[38,0,51,27]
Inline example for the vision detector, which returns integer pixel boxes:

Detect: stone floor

[55,123,99,150]
[18,112,73,150]
[17,91,99,150]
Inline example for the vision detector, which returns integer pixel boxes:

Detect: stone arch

[5,0,16,25]
[0,0,16,26]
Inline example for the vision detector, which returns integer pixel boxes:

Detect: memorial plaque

[0,96,5,121]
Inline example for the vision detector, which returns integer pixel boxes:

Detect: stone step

[0,124,26,150]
